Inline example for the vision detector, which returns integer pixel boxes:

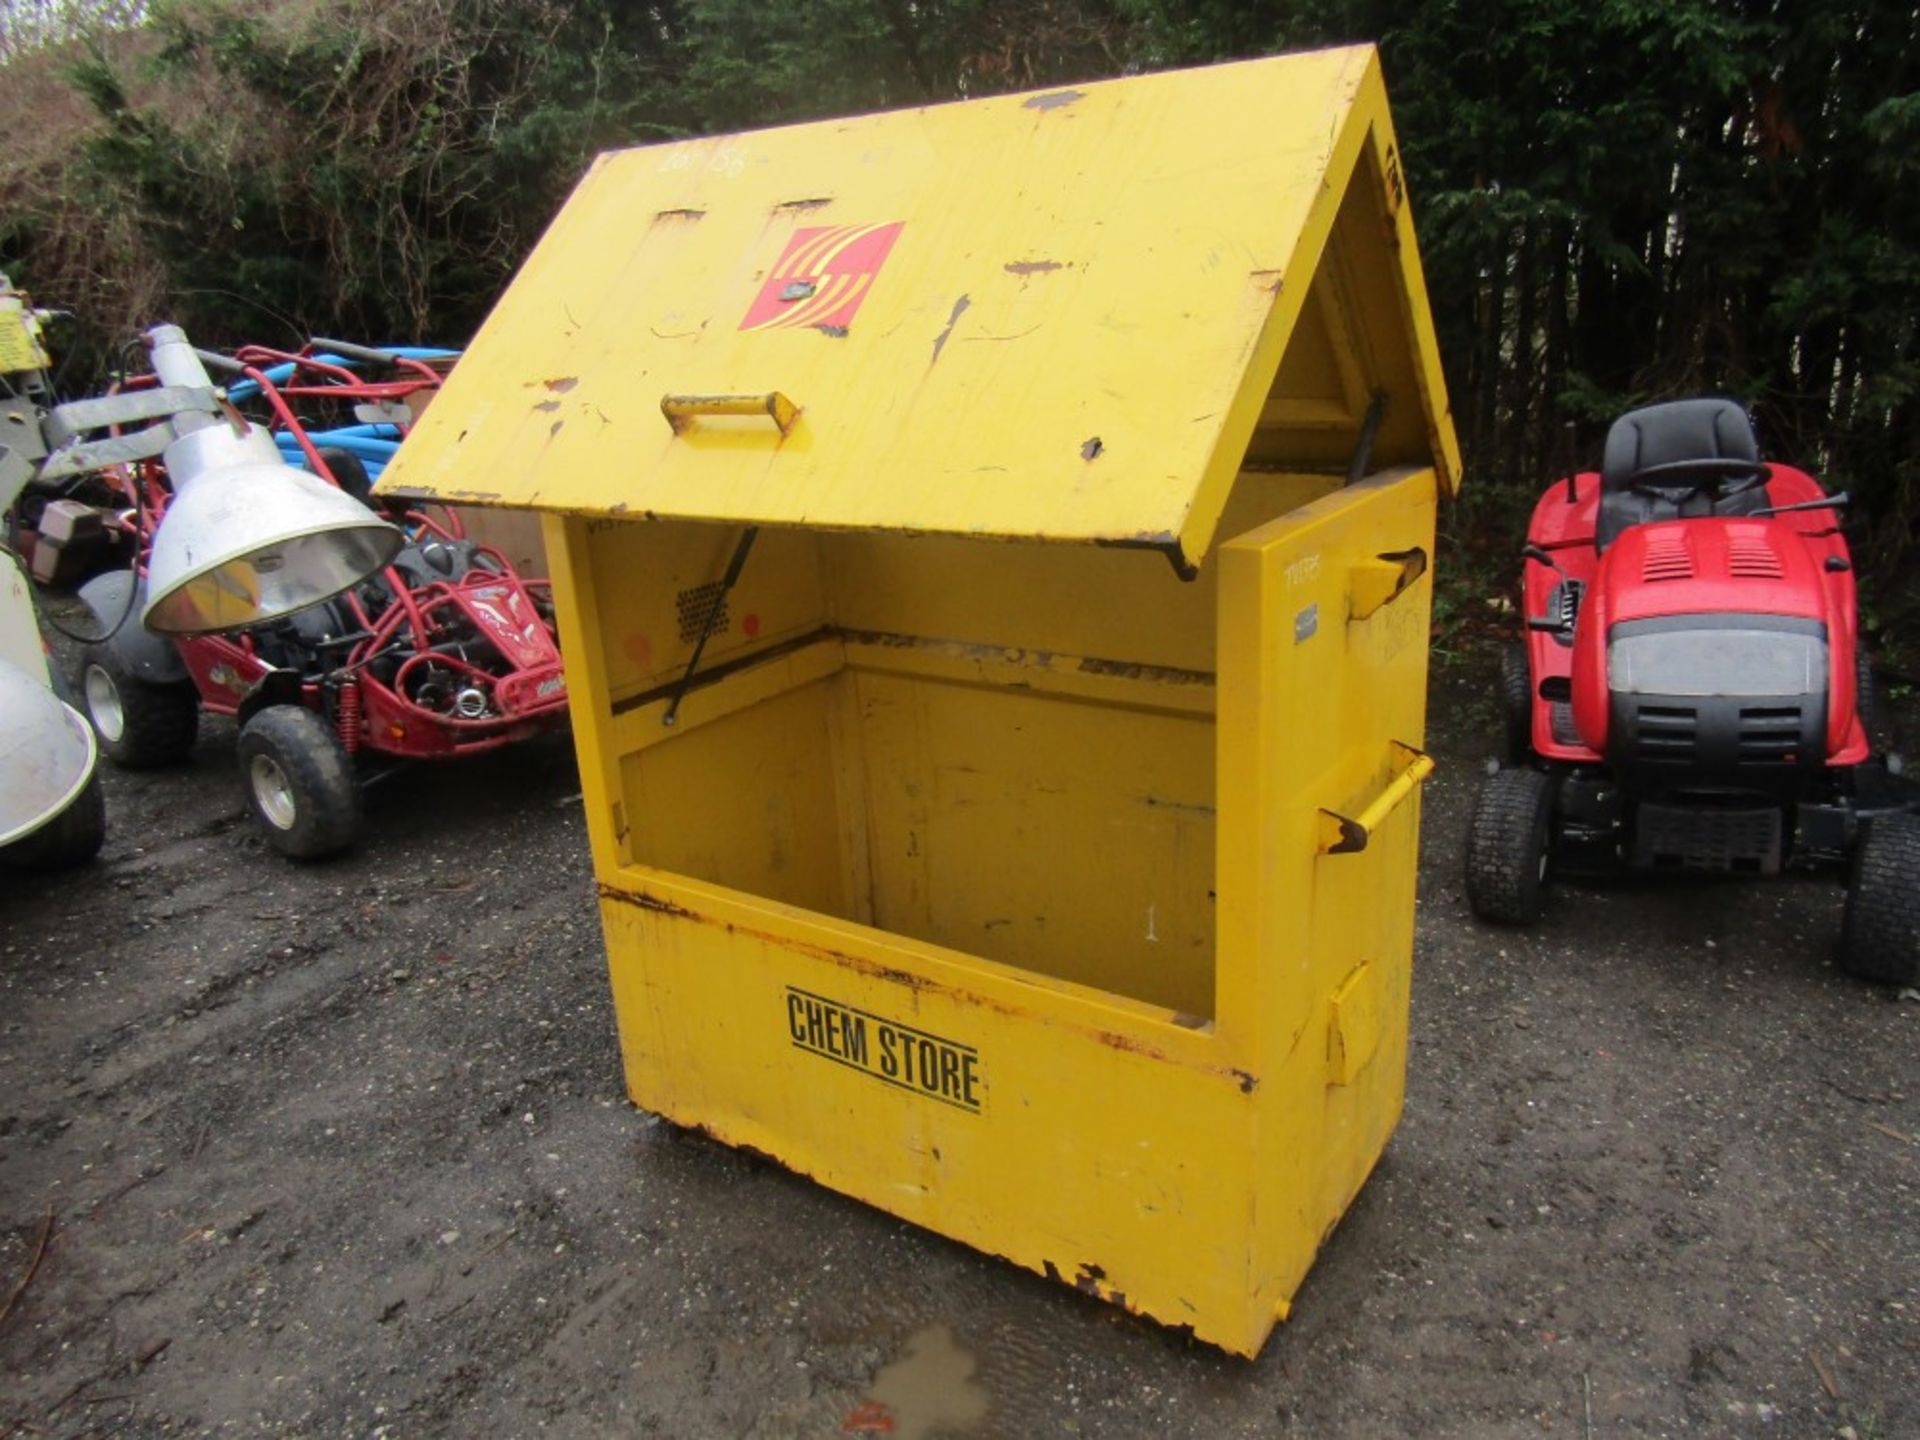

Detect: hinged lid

[376,44,1459,569]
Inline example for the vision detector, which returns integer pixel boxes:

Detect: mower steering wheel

[1628,456,1771,500]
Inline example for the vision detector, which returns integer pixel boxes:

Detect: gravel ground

[1,663,1915,1439]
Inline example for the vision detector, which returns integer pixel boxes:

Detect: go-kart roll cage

[97,345,563,746]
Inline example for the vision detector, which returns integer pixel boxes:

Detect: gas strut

[662,525,759,727]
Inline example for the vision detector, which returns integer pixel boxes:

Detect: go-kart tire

[1501,643,1533,762]
[236,705,362,861]
[1465,767,1556,924]
[79,643,198,769]
[1,772,105,872]
[1839,812,1920,985]
[314,447,373,506]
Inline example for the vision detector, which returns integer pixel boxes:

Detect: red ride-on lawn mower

[70,335,568,859]
[1465,397,1920,984]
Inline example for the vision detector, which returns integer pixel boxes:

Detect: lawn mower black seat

[1596,398,1770,550]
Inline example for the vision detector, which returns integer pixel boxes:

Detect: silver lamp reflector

[141,422,402,635]
[0,657,97,845]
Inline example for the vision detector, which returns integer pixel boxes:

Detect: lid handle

[661,392,799,437]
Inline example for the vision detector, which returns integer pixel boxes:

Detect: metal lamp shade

[0,658,96,845]
[142,423,402,635]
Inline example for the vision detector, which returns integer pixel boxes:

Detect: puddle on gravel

[843,1323,989,1438]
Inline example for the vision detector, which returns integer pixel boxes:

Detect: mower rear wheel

[1855,646,1883,751]
[1839,812,1920,985]
[80,643,199,769]
[236,705,361,860]
[1501,644,1533,762]
[1465,767,1556,924]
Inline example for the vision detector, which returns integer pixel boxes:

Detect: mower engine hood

[1571,516,1855,763]
[1595,519,1829,627]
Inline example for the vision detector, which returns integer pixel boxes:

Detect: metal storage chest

[377,43,1461,1355]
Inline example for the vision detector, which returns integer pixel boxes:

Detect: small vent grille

[1738,704,1801,763]
[1549,701,1582,746]
[1728,536,1784,579]
[1634,703,1697,755]
[1556,579,1584,628]
[676,581,730,643]
[1641,536,1694,582]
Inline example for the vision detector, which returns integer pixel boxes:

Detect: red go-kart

[70,340,568,860]
[1465,398,1920,984]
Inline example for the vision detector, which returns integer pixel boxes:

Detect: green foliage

[3,0,1918,597]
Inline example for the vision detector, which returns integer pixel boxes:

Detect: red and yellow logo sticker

[740,221,904,332]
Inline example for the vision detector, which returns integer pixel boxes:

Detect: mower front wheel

[1501,644,1533,762]
[1839,812,1920,985]
[236,705,362,861]
[1465,767,1557,924]
[80,643,199,769]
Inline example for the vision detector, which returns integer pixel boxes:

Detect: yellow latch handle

[661,391,800,437]
[1348,547,1429,621]
[1316,740,1434,854]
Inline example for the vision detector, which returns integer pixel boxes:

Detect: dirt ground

[2,657,1915,1439]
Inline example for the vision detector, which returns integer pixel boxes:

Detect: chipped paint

[1004,259,1065,276]
[1080,436,1104,461]
[1140,794,1218,817]
[1024,89,1084,111]
[929,295,970,365]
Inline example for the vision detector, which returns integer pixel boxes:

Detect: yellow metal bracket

[661,391,800,437]
[1347,546,1428,621]
[1316,740,1434,854]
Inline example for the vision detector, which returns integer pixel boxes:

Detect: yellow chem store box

[378,42,1460,1357]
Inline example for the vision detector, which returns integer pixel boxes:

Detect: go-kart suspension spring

[336,679,363,755]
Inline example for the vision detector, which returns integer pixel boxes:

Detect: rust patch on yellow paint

[1075,655,1214,686]
[597,883,695,919]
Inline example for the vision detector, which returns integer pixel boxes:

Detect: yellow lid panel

[377,45,1456,562]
